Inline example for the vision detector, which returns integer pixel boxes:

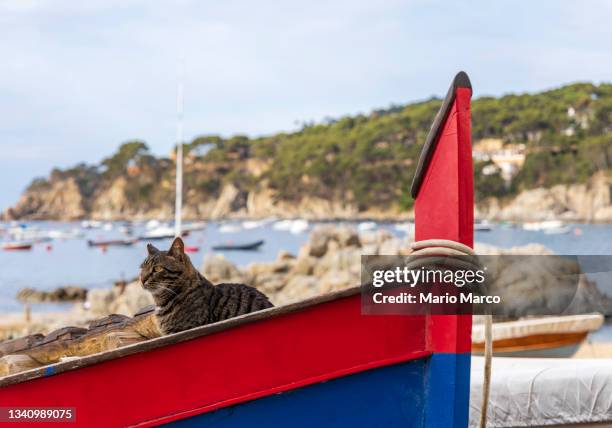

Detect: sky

[1,0,612,210]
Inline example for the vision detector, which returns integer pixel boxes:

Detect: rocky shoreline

[3,225,612,342]
[4,172,612,223]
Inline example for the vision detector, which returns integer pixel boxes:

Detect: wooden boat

[1,241,33,251]
[139,226,189,241]
[87,239,136,247]
[0,72,474,427]
[474,220,492,231]
[212,239,264,251]
[471,314,604,357]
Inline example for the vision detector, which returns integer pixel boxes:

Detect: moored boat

[87,239,137,247]
[1,241,33,251]
[523,219,564,231]
[139,226,189,240]
[474,220,492,231]
[472,314,604,357]
[212,239,264,251]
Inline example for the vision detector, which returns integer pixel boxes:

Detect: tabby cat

[140,237,273,334]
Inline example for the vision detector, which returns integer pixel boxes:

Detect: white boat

[289,219,309,234]
[543,225,572,235]
[47,229,85,239]
[182,221,206,232]
[472,313,604,358]
[218,224,241,233]
[474,220,492,231]
[272,220,293,231]
[357,221,377,231]
[145,219,162,230]
[242,220,265,230]
[9,227,51,243]
[81,220,103,229]
[140,226,177,240]
[523,220,564,231]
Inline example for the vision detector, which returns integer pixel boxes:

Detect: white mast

[174,58,184,238]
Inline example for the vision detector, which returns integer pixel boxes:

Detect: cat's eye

[154,266,164,273]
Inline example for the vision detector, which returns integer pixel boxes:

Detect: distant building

[473,138,525,181]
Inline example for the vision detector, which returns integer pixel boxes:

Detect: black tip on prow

[409,71,472,199]
[453,71,471,90]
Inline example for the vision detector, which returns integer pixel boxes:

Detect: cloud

[0,0,611,210]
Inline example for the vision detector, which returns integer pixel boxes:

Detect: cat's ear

[147,243,160,255]
[168,237,185,258]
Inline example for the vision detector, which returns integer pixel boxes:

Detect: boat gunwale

[0,286,361,388]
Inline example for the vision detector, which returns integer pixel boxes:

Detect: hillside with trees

[5,82,612,221]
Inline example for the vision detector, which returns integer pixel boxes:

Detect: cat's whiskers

[155,284,179,299]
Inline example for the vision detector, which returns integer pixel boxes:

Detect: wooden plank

[88,314,132,331]
[23,323,148,365]
[0,354,41,377]
[39,326,88,345]
[0,334,44,357]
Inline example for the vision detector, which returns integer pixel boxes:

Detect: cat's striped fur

[140,237,273,334]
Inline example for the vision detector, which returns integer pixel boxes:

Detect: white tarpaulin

[470,357,612,427]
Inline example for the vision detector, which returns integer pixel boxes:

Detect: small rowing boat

[87,239,136,247]
[139,226,189,240]
[212,240,264,251]
[2,241,33,251]
[472,314,604,358]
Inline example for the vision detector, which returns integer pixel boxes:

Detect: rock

[290,255,317,276]
[246,260,293,277]
[276,275,319,305]
[85,282,153,318]
[359,229,394,246]
[320,270,356,293]
[107,282,154,316]
[253,272,287,294]
[478,171,612,222]
[335,226,361,247]
[203,254,244,283]
[277,250,295,260]
[378,237,403,255]
[309,226,333,257]
[5,177,85,220]
[17,286,88,303]
[313,247,361,278]
[86,288,115,316]
[210,184,246,219]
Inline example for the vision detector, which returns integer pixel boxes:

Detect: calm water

[0,221,611,313]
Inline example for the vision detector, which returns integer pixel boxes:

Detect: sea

[0,220,611,317]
